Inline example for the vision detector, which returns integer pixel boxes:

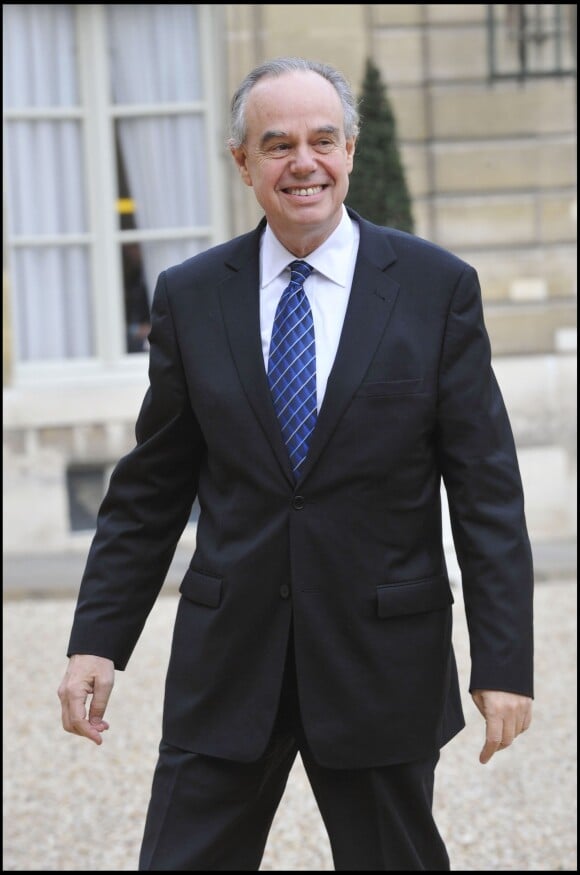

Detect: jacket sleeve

[67,271,206,669]
[436,264,534,697]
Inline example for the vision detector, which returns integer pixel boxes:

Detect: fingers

[479,737,517,765]
[471,690,533,765]
[480,705,518,764]
[59,685,108,745]
[58,654,115,745]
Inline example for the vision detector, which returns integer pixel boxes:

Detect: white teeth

[288,186,322,196]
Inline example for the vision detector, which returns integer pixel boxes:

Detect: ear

[345,137,356,175]
[230,146,253,188]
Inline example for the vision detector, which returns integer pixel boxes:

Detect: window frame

[487,4,576,82]
[4,3,227,388]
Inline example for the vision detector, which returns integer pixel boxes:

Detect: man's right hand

[58,654,115,745]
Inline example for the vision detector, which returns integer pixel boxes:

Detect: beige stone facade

[3,4,577,553]
[223,3,576,354]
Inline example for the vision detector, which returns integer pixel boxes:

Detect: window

[66,461,199,534]
[487,4,577,80]
[3,4,225,380]
[66,464,108,532]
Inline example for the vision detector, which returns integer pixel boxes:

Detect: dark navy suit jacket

[68,209,534,769]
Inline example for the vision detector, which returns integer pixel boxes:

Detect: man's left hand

[471,689,533,764]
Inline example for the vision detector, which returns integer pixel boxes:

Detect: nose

[289,144,317,176]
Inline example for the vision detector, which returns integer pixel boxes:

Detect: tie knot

[288,260,313,286]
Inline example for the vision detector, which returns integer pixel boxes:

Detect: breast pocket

[356,378,423,398]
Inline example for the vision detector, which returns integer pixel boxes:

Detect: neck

[269,212,343,259]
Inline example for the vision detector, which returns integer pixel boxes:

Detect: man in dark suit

[58,57,533,870]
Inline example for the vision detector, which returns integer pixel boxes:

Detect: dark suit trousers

[138,634,450,871]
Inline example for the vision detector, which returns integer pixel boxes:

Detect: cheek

[247,160,277,189]
[326,154,353,183]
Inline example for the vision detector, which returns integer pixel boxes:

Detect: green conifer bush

[346,58,415,233]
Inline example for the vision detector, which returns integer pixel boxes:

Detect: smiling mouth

[283,185,325,197]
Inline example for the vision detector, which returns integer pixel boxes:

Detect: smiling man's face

[231,70,356,256]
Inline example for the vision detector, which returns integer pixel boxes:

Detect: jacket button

[279,584,290,599]
[292,495,305,510]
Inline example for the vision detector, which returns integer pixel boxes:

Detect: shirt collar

[260,206,356,289]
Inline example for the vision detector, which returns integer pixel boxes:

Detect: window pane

[3,4,93,365]
[491,5,523,76]
[122,242,151,354]
[4,120,88,236]
[66,465,106,532]
[2,4,79,108]
[12,246,93,361]
[489,4,575,78]
[115,115,210,232]
[139,238,211,296]
[106,5,203,104]
[120,238,211,355]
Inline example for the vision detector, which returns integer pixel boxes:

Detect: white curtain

[3,4,92,360]
[106,4,210,296]
[3,4,211,363]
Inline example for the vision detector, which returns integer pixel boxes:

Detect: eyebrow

[259,125,340,147]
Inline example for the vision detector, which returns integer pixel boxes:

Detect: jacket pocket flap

[377,574,453,618]
[180,568,223,608]
[356,378,423,397]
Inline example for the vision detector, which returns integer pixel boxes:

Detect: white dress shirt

[260,206,360,412]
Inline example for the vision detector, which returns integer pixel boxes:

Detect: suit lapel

[298,222,400,482]
[218,224,295,482]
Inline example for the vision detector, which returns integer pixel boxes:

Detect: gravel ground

[3,579,577,871]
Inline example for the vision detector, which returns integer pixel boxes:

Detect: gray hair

[228,57,360,148]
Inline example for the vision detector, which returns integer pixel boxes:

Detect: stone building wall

[3,4,576,553]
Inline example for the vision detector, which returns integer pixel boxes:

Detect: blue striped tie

[268,260,316,480]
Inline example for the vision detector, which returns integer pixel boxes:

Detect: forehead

[245,70,344,136]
